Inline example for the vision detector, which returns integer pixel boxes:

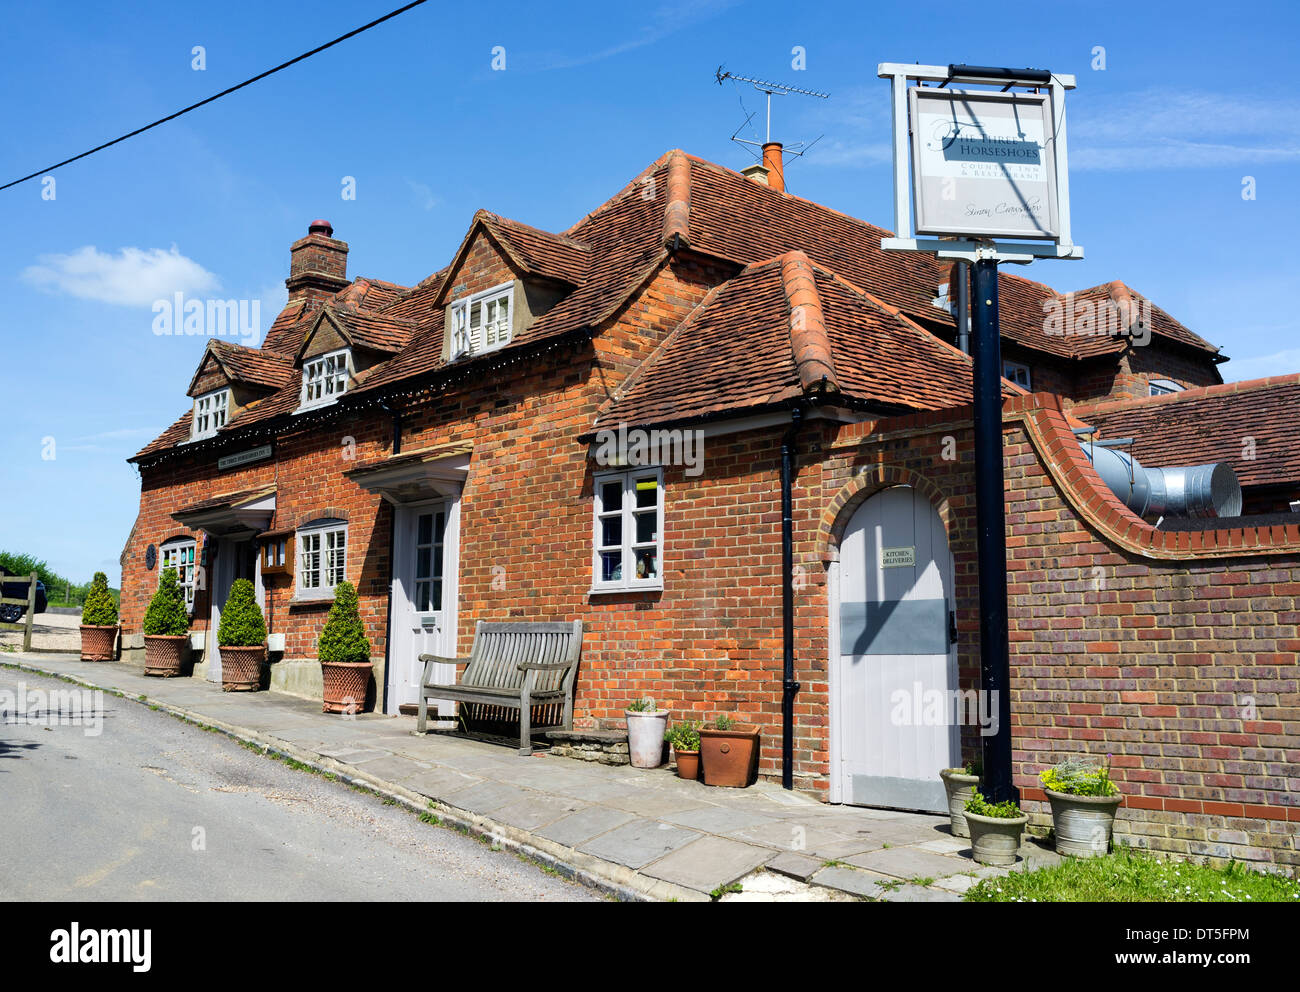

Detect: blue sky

[2,0,1297,583]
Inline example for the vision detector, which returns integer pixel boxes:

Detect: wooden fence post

[23,571,36,653]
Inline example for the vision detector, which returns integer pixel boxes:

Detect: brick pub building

[123,148,1300,868]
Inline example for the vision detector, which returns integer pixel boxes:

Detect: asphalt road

[0,667,597,901]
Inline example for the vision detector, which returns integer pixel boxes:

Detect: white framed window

[298,520,347,597]
[592,468,663,591]
[160,538,198,611]
[1148,378,1185,397]
[300,349,351,409]
[1003,360,1032,390]
[191,388,229,440]
[449,283,513,359]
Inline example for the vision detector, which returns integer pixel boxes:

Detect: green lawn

[965,846,1300,903]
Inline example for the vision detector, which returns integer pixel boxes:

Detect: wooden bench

[417,620,583,754]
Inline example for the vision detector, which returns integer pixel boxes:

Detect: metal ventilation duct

[1081,442,1243,519]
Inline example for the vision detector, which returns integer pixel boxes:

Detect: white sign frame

[877,62,1084,264]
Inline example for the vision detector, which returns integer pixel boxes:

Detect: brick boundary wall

[812,395,1299,867]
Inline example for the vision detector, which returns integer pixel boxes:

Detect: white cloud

[21,245,219,306]
[407,180,439,211]
[536,0,740,71]
[1071,89,1300,170]
[1219,347,1300,383]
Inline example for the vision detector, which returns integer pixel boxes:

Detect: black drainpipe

[377,399,402,715]
[780,405,803,790]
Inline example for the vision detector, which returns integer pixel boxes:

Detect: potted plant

[964,790,1028,866]
[625,697,670,768]
[665,721,701,780]
[699,714,761,788]
[1040,756,1123,858]
[939,760,982,838]
[142,570,190,676]
[217,578,267,691]
[79,571,119,662]
[318,581,372,714]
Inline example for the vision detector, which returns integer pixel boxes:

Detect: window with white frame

[300,349,350,409]
[160,538,198,611]
[298,520,347,597]
[191,388,230,440]
[592,468,663,590]
[1003,360,1032,390]
[449,283,513,359]
[1148,378,1185,397]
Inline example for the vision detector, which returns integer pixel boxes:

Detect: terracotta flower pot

[220,644,266,691]
[144,634,187,677]
[674,749,700,781]
[79,624,118,662]
[625,709,670,768]
[966,810,1028,866]
[940,768,980,838]
[1045,789,1123,858]
[321,661,372,714]
[699,725,760,788]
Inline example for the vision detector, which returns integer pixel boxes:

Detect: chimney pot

[761,142,785,193]
[308,219,334,237]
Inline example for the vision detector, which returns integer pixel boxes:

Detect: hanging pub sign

[908,87,1059,240]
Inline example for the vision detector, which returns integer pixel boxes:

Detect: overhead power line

[0,0,430,192]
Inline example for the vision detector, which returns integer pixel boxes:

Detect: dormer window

[301,348,351,409]
[191,388,229,440]
[449,283,513,359]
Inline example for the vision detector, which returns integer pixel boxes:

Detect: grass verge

[966,846,1300,902]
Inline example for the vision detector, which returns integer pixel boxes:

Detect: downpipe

[780,405,803,790]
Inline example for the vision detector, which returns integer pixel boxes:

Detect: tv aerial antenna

[715,66,829,162]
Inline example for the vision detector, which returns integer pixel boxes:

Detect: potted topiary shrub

[699,714,761,788]
[1040,756,1123,858]
[665,721,701,780]
[964,790,1028,866]
[318,581,372,714]
[142,570,190,676]
[79,571,119,661]
[939,760,982,838]
[625,697,670,768]
[217,578,267,691]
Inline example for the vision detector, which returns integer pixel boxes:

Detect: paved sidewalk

[5,653,1059,901]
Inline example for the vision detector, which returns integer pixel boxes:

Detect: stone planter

[699,725,760,788]
[966,810,1028,866]
[220,645,266,692]
[940,768,980,838]
[625,709,670,768]
[79,624,118,662]
[674,749,700,781]
[321,661,372,714]
[143,634,187,677]
[1046,789,1123,858]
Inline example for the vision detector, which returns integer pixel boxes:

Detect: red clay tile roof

[301,306,418,357]
[1073,374,1300,489]
[134,148,1221,462]
[192,340,295,393]
[592,253,991,430]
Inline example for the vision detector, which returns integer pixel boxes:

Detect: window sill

[288,591,336,606]
[588,583,663,596]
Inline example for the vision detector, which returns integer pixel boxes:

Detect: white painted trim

[297,347,352,412]
[449,281,514,360]
[591,466,665,592]
[827,556,842,805]
[296,520,348,598]
[190,387,230,441]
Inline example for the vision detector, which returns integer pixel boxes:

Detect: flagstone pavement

[8,652,1061,901]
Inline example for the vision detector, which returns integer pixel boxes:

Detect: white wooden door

[836,486,958,812]
[388,502,458,714]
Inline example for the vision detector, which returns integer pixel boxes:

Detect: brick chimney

[762,142,785,193]
[287,220,349,313]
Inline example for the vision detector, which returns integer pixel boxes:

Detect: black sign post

[970,257,1016,804]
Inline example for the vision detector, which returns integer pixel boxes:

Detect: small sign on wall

[218,444,272,471]
[881,546,916,568]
